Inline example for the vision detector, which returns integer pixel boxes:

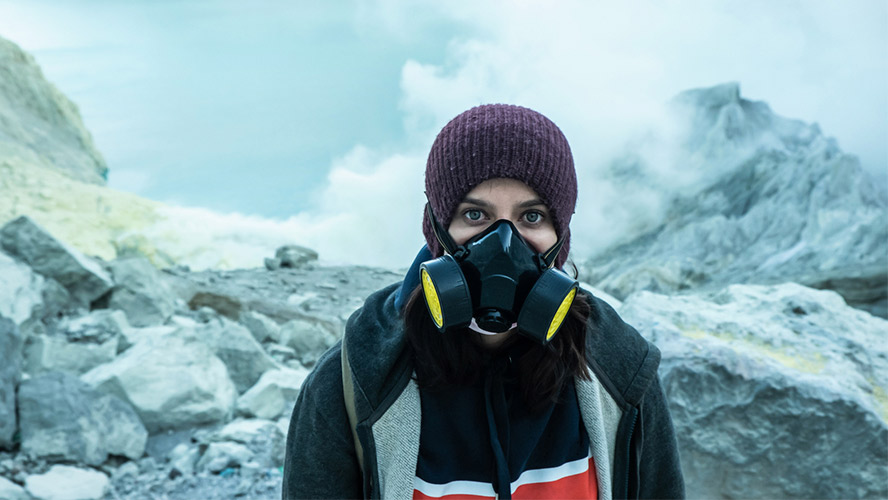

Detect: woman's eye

[465,209,483,221]
[524,211,542,223]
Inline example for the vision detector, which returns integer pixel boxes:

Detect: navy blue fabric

[394,245,432,312]
[416,345,589,498]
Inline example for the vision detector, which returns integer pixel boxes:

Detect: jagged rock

[584,83,888,318]
[18,372,147,465]
[195,442,254,473]
[619,283,888,499]
[0,251,45,326]
[236,368,310,420]
[192,317,280,393]
[0,36,107,185]
[279,317,338,366]
[273,245,318,269]
[24,465,109,500]
[0,476,28,500]
[239,310,281,344]
[24,310,126,376]
[167,442,200,477]
[106,256,176,327]
[117,324,176,353]
[0,317,21,449]
[0,216,113,307]
[211,418,286,468]
[81,332,237,433]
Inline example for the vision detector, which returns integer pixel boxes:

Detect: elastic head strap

[426,203,460,255]
[540,235,566,268]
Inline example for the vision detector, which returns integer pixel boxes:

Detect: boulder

[0,476,27,500]
[211,418,286,468]
[167,442,201,477]
[0,216,113,307]
[106,256,177,327]
[0,317,21,449]
[583,84,888,318]
[237,367,310,420]
[279,317,338,366]
[0,251,45,325]
[117,324,177,353]
[24,465,109,500]
[81,331,237,433]
[18,371,147,465]
[619,283,888,499]
[274,244,318,269]
[239,310,281,343]
[196,442,254,473]
[193,317,280,393]
[24,310,126,376]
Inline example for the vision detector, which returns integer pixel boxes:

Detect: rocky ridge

[582,83,888,318]
[0,36,107,185]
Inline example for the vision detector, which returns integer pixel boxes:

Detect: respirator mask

[419,204,579,344]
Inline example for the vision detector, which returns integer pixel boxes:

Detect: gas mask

[419,204,579,344]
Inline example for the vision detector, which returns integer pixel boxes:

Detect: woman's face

[447,177,558,252]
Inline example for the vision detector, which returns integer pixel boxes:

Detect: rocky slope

[582,83,888,318]
[0,36,107,185]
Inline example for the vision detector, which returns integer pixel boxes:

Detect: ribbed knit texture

[423,104,577,268]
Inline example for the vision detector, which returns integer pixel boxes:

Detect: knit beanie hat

[423,104,578,268]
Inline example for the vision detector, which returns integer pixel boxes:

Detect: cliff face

[582,83,888,317]
[0,36,107,185]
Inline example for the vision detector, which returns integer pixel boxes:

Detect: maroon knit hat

[423,104,577,268]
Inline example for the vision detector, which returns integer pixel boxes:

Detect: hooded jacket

[283,280,684,500]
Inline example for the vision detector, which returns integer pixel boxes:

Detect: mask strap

[540,236,566,268]
[425,203,461,256]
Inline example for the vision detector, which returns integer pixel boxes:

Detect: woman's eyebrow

[518,198,547,208]
[460,197,491,207]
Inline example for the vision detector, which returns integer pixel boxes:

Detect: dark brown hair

[404,284,593,413]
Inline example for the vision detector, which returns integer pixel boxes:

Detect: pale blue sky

[0,1,885,266]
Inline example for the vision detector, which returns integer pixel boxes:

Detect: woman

[283,104,684,499]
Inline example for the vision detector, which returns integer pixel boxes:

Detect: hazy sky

[0,0,885,267]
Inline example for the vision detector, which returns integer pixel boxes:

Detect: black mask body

[419,204,579,344]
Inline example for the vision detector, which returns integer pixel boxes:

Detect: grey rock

[24,310,126,376]
[81,331,237,433]
[211,418,286,468]
[106,256,176,327]
[0,251,45,325]
[236,368,310,420]
[193,317,280,393]
[167,442,200,477]
[117,324,176,353]
[264,257,281,271]
[0,216,113,307]
[0,317,21,449]
[18,372,147,465]
[279,317,338,366]
[584,83,888,318]
[274,245,318,269]
[619,283,888,499]
[196,442,254,473]
[239,310,281,344]
[24,465,110,500]
[0,36,107,185]
[0,476,28,500]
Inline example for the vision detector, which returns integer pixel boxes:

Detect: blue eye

[465,209,483,221]
[524,211,542,223]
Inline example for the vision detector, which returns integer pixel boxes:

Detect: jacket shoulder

[582,290,661,409]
